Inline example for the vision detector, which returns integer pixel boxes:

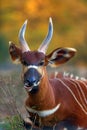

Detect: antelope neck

[26,103,61,117]
[27,68,56,110]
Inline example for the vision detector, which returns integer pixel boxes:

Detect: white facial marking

[26,103,61,117]
[24,81,40,88]
[33,81,40,86]
[28,65,38,70]
[23,65,39,74]
[24,81,40,92]
[27,65,44,77]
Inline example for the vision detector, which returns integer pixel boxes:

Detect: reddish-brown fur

[9,18,87,129]
[9,43,87,129]
[25,68,87,128]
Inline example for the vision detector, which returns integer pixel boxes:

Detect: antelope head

[9,18,76,94]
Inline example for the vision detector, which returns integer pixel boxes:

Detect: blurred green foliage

[0,34,9,63]
[0,115,24,130]
[0,0,87,65]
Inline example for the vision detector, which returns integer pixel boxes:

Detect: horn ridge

[38,17,53,54]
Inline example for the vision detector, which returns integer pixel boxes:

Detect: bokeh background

[0,0,87,67]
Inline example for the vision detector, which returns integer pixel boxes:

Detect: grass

[0,70,27,130]
[0,115,25,130]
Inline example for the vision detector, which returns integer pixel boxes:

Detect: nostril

[24,78,36,87]
[26,79,30,83]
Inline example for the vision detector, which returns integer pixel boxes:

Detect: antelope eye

[22,60,28,66]
[38,61,44,66]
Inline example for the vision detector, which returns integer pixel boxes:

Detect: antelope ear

[9,41,22,64]
[46,47,76,67]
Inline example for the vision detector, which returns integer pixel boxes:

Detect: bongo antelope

[9,18,87,129]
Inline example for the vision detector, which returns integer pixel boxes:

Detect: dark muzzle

[24,68,41,93]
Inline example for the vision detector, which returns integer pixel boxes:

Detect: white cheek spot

[33,81,40,86]
[13,58,20,64]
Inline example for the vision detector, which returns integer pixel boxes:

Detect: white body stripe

[67,79,87,111]
[72,79,87,105]
[79,80,87,89]
[57,79,87,115]
[26,103,61,117]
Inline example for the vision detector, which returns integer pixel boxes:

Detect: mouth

[24,82,40,92]
[24,85,33,92]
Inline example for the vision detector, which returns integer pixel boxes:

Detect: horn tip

[18,19,28,40]
[49,17,52,23]
[49,17,53,29]
[24,19,28,25]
